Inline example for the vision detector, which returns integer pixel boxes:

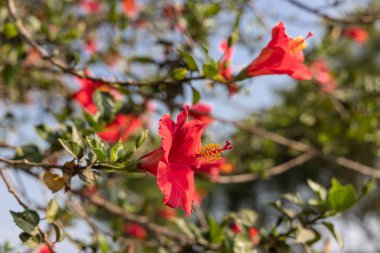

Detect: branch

[231,121,380,179]
[0,169,29,209]
[218,152,317,184]
[73,190,219,250]
[284,0,380,24]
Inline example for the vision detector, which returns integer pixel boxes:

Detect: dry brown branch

[218,152,317,184]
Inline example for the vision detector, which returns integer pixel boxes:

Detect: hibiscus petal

[158,114,175,163]
[139,148,164,175]
[157,162,195,217]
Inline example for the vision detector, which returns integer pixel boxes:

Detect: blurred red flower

[198,158,235,181]
[249,227,260,245]
[123,223,147,240]
[139,106,232,216]
[344,26,368,44]
[157,206,177,219]
[243,21,312,80]
[123,0,139,18]
[72,71,120,115]
[97,114,142,143]
[79,0,101,14]
[37,245,53,253]
[219,40,237,94]
[189,103,213,127]
[310,59,337,93]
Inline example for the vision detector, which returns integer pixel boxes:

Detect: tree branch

[283,0,380,24]
[218,152,317,184]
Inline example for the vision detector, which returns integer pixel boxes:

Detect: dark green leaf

[323,222,344,250]
[10,210,40,234]
[19,233,42,249]
[52,223,65,242]
[178,50,198,71]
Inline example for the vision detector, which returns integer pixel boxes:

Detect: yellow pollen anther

[194,141,233,162]
[290,36,307,52]
[195,143,223,162]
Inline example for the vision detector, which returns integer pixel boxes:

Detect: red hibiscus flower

[189,103,213,127]
[79,0,101,14]
[249,227,260,245]
[72,71,120,115]
[123,0,139,18]
[310,59,337,93]
[344,26,368,44]
[219,40,238,94]
[138,106,232,216]
[198,158,235,181]
[240,21,312,81]
[97,114,142,143]
[123,223,147,240]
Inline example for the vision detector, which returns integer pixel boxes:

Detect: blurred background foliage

[1,0,380,252]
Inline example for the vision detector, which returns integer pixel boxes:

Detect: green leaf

[98,234,110,253]
[178,50,198,71]
[93,90,117,122]
[307,179,327,201]
[202,63,219,78]
[282,193,303,206]
[10,210,40,234]
[327,178,357,212]
[3,23,18,38]
[173,68,188,80]
[52,223,65,242]
[208,216,224,243]
[135,130,149,148]
[45,198,59,223]
[110,140,124,162]
[204,3,221,17]
[323,222,344,250]
[58,138,84,159]
[19,233,42,249]
[86,135,108,162]
[78,167,100,184]
[360,177,376,198]
[191,87,201,105]
[14,144,43,162]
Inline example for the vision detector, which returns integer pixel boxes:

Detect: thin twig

[284,0,380,24]
[0,169,28,209]
[218,152,317,184]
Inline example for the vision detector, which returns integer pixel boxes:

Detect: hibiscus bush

[1,0,380,252]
